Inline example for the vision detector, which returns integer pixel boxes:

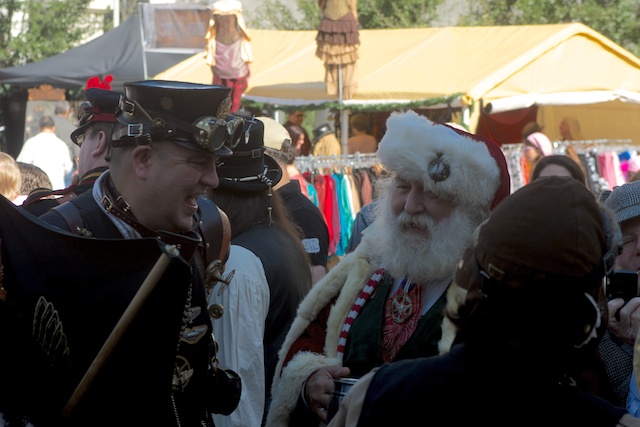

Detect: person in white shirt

[17,115,73,189]
[209,245,270,427]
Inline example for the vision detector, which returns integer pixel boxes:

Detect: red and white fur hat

[377,110,510,211]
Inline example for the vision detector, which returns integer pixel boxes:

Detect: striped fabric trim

[336,268,385,361]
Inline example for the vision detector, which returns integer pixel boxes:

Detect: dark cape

[0,194,199,426]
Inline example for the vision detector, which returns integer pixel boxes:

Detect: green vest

[343,272,447,378]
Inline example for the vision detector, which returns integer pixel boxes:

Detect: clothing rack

[501,139,634,152]
[292,153,382,257]
[553,138,633,147]
[552,139,634,153]
[295,153,380,172]
[501,138,638,196]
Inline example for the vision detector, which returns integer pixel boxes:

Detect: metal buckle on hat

[127,123,143,138]
[120,98,136,116]
[486,263,506,281]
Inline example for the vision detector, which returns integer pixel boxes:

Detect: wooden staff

[62,244,180,417]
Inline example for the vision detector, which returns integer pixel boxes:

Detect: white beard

[361,192,487,284]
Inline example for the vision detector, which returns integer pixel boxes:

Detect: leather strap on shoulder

[197,197,231,267]
[51,202,86,236]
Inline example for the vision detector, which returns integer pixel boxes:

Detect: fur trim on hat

[377,110,502,209]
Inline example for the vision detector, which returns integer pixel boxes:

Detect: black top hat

[70,88,121,146]
[112,80,244,157]
[216,118,282,193]
[312,123,334,142]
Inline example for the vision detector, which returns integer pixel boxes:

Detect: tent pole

[138,4,148,80]
[113,0,120,27]
[338,63,348,153]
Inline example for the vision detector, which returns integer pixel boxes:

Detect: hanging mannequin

[316,0,360,99]
[204,0,253,113]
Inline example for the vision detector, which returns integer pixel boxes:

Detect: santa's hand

[305,366,351,422]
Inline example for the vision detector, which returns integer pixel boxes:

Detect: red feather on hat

[85,75,113,90]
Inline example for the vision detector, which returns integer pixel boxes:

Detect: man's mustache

[395,212,433,230]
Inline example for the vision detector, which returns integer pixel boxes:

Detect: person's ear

[93,131,109,157]
[131,145,153,180]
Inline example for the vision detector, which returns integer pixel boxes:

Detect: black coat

[1,191,216,426]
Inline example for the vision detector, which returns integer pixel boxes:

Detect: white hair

[360,176,488,285]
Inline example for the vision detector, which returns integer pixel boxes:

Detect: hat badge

[428,153,450,182]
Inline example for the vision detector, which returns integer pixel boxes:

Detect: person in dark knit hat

[266,110,511,427]
[33,80,244,426]
[328,176,640,427]
[21,88,122,216]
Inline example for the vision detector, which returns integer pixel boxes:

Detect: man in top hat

[35,80,243,425]
[328,177,640,427]
[207,116,312,426]
[265,110,511,426]
[312,123,341,156]
[21,88,121,216]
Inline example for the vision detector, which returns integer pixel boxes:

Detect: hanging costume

[204,0,253,113]
[316,0,360,99]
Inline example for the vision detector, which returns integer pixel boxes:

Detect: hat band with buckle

[221,163,275,187]
[112,97,245,153]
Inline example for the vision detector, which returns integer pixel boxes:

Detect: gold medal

[391,292,413,323]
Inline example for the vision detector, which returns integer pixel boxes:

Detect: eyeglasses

[622,233,640,253]
[72,101,117,146]
[72,130,90,147]
[192,115,245,152]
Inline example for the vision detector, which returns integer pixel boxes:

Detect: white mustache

[395,212,434,230]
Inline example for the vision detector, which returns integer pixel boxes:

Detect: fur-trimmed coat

[266,241,376,427]
[266,236,449,426]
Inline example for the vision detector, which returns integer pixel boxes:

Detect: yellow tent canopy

[155,22,640,141]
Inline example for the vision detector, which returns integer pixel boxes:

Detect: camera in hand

[606,270,638,320]
[606,270,638,302]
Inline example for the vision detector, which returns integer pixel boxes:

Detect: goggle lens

[193,115,245,152]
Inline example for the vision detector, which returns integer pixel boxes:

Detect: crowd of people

[2,79,640,427]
